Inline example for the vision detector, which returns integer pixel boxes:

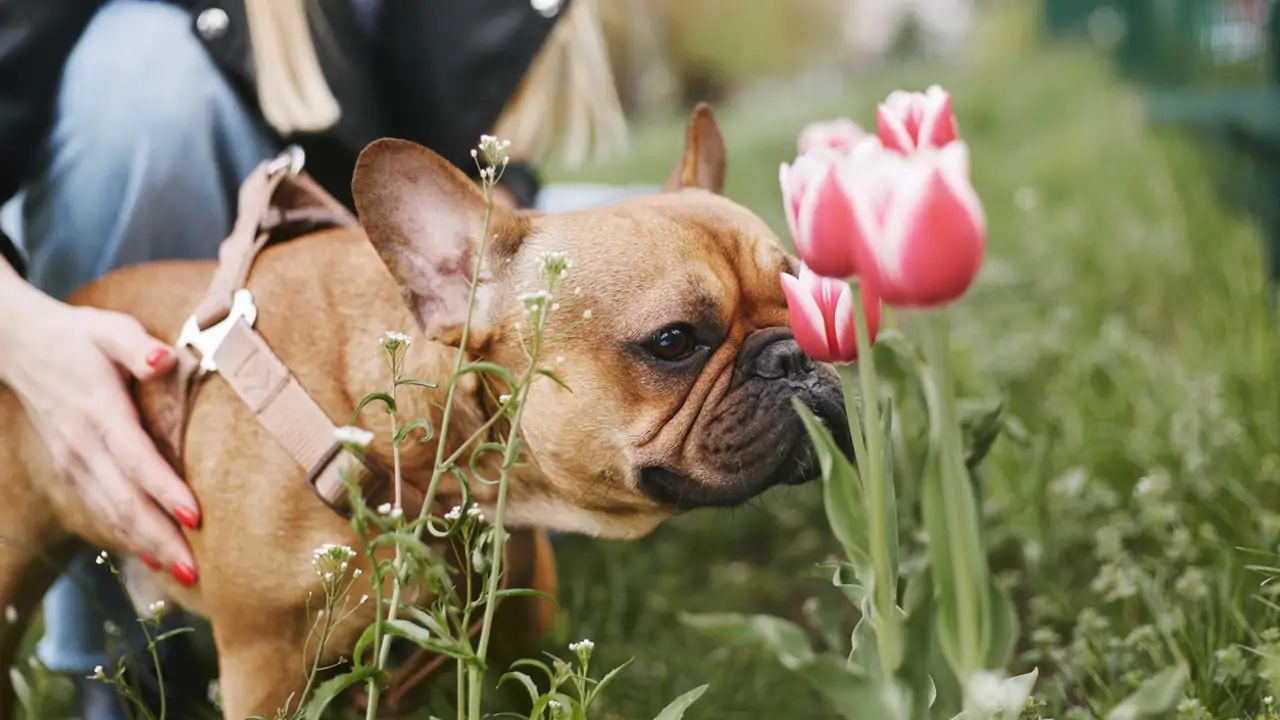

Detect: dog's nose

[754,338,814,379]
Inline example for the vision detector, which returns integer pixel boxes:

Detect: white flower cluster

[568,638,594,653]
[538,251,573,281]
[376,503,404,519]
[312,542,356,581]
[444,503,485,523]
[333,425,374,448]
[148,600,166,616]
[95,551,109,566]
[518,290,553,317]
[474,134,512,171]
[379,330,412,348]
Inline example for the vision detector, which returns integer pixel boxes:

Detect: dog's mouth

[637,396,852,511]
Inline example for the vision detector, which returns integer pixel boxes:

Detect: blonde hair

[243,0,627,168]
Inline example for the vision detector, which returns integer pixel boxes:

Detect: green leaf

[847,595,881,680]
[959,397,1004,471]
[349,392,396,423]
[395,378,438,389]
[832,563,868,607]
[902,567,939,716]
[652,684,709,720]
[1104,663,1189,720]
[456,360,518,389]
[498,670,540,705]
[679,612,814,671]
[382,619,469,659]
[352,622,378,666]
[151,627,196,644]
[586,658,634,706]
[470,441,509,485]
[394,417,435,445]
[801,654,900,720]
[792,399,873,584]
[489,587,559,604]
[536,367,573,392]
[981,575,1018,670]
[396,604,452,641]
[304,667,381,720]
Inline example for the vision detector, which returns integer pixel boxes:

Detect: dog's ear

[352,138,528,348]
[663,103,727,195]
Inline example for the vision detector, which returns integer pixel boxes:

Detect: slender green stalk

[366,395,404,720]
[923,309,985,675]
[466,300,549,719]
[848,279,899,676]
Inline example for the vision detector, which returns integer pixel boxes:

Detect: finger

[82,434,198,585]
[97,389,202,528]
[87,310,178,381]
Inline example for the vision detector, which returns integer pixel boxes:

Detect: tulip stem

[922,308,986,677]
[848,278,899,676]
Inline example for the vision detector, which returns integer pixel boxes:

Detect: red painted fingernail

[145,347,169,368]
[174,506,200,530]
[171,562,197,587]
[140,554,162,571]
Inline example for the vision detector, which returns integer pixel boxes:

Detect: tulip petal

[917,91,960,150]
[780,162,803,252]
[780,271,836,363]
[880,157,985,307]
[832,279,857,360]
[876,104,916,155]
[795,165,858,278]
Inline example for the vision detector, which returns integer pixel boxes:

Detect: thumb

[87,309,179,381]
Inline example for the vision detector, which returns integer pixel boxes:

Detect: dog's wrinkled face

[353,106,851,539]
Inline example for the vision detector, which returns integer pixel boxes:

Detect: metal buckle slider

[175,288,259,373]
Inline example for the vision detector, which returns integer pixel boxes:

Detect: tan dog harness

[160,146,387,516]
[154,146,543,716]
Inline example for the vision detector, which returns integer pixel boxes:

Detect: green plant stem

[367,399,405,720]
[848,280,899,676]
[144,623,165,720]
[466,303,548,719]
[922,309,985,676]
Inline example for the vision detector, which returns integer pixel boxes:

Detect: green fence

[1045,0,1280,296]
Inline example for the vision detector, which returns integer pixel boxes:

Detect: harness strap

[173,146,385,516]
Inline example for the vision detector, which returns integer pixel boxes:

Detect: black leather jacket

[0,0,565,277]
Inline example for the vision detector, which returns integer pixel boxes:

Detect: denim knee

[22,0,276,299]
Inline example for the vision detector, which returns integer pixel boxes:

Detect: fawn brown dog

[0,106,850,718]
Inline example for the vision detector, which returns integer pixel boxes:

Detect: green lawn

[542,3,1280,719]
[16,2,1280,718]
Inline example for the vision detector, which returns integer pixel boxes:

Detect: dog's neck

[291,229,548,521]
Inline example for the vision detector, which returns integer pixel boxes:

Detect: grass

[541,2,1280,718]
[15,1,1280,718]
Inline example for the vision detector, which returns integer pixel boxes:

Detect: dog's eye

[645,324,698,362]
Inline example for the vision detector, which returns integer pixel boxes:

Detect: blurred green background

[16,0,1280,718]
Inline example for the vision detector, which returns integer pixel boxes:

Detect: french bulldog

[0,105,852,719]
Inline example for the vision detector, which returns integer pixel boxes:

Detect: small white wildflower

[466,504,484,520]
[333,425,374,448]
[359,594,369,605]
[548,700,562,710]
[353,569,362,578]
[539,251,573,280]
[518,290,553,316]
[555,356,564,364]
[568,638,595,652]
[4,605,16,624]
[95,551,108,566]
[312,543,357,579]
[445,506,463,522]
[470,149,478,158]
[92,665,106,680]
[378,330,412,348]
[389,507,404,520]
[498,394,512,405]
[377,503,393,515]
[581,309,591,319]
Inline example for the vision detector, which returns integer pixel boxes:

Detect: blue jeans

[10,0,279,676]
[1,0,659,686]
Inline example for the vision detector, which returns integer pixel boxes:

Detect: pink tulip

[779,149,859,278]
[780,263,882,364]
[876,85,960,154]
[837,141,985,308]
[798,118,867,155]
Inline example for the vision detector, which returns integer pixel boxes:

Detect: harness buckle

[175,288,259,373]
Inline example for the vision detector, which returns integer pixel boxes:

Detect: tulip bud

[780,263,882,364]
[797,118,867,156]
[779,150,859,278]
[839,141,986,308]
[876,85,960,154]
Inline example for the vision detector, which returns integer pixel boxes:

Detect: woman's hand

[0,276,200,585]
